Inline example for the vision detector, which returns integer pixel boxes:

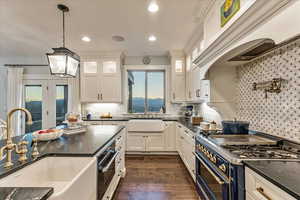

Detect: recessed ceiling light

[81,36,91,42]
[148,35,157,42]
[148,2,159,13]
[112,35,125,42]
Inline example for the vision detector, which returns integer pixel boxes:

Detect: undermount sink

[0,156,97,200]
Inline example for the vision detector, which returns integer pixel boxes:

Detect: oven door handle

[102,151,119,173]
[193,152,225,185]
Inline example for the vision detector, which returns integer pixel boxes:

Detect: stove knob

[211,156,217,163]
[219,164,226,172]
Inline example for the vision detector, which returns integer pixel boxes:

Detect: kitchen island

[0,125,125,200]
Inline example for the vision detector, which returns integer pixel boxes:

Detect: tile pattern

[237,40,300,142]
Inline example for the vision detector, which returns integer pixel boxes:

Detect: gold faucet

[0,108,33,168]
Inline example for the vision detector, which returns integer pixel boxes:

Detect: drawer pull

[256,187,272,200]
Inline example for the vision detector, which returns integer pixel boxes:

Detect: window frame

[127,69,166,114]
[22,79,70,133]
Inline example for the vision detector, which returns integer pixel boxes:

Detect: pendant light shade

[46,4,80,78]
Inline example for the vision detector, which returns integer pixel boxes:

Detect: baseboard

[125,151,178,155]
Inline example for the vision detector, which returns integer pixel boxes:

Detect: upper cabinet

[185,50,210,103]
[80,53,123,103]
[169,50,186,103]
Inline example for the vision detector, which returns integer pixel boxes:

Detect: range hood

[228,39,275,61]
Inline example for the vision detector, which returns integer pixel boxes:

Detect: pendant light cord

[62,10,65,48]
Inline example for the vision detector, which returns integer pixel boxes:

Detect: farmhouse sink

[127,119,166,132]
[0,157,97,200]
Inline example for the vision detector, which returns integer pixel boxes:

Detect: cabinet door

[176,123,183,153]
[171,59,186,102]
[126,134,145,151]
[146,134,165,151]
[185,56,192,101]
[99,59,122,103]
[164,122,176,151]
[199,80,210,102]
[190,66,201,101]
[80,61,101,102]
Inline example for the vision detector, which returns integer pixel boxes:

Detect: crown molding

[193,0,293,68]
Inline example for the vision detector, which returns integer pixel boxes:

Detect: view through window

[128,70,165,113]
[56,85,68,126]
[25,85,42,133]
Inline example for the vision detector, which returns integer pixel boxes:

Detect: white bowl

[32,129,63,141]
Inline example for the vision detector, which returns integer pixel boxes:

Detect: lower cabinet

[126,133,165,152]
[126,134,146,151]
[126,122,176,152]
[102,128,126,200]
[176,122,196,181]
[245,167,296,200]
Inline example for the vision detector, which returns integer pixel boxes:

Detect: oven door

[97,149,119,199]
[195,153,231,200]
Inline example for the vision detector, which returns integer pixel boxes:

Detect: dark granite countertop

[82,116,180,122]
[82,117,130,121]
[244,160,300,199]
[0,187,53,200]
[0,125,124,200]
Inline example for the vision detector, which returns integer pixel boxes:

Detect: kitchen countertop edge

[244,161,300,200]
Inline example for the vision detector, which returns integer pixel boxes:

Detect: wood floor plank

[113,155,199,200]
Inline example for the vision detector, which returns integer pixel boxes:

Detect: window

[56,85,68,126]
[128,70,165,113]
[23,80,70,133]
[25,85,43,133]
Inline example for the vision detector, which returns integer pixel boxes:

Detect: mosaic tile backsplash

[237,39,300,142]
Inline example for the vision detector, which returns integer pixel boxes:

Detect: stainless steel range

[195,131,300,200]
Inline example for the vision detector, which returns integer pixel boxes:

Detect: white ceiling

[0,0,212,59]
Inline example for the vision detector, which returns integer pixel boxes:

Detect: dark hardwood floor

[113,155,199,200]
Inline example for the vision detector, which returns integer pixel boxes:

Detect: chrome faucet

[0,108,33,168]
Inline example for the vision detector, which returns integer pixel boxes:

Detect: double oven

[195,137,245,200]
[96,140,119,199]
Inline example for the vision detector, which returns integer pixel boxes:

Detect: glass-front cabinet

[80,54,122,103]
[169,50,186,103]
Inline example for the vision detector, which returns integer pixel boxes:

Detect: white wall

[124,56,170,65]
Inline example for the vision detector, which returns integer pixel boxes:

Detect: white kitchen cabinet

[81,61,100,102]
[126,133,165,152]
[99,59,122,102]
[169,51,186,103]
[245,167,296,200]
[185,56,192,101]
[176,122,196,181]
[102,128,126,200]
[126,134,146,151]
[147,134,165,151]
[164,122,176,151]
[80,55,123,103]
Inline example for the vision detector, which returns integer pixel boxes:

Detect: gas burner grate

[224,145,300,159]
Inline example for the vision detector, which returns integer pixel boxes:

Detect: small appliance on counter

[221,118,250,134]
[184,105,194,118]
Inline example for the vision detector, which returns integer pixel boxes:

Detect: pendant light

[46,4,80,78]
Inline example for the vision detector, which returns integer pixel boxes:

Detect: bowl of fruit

[32,129,63,141]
